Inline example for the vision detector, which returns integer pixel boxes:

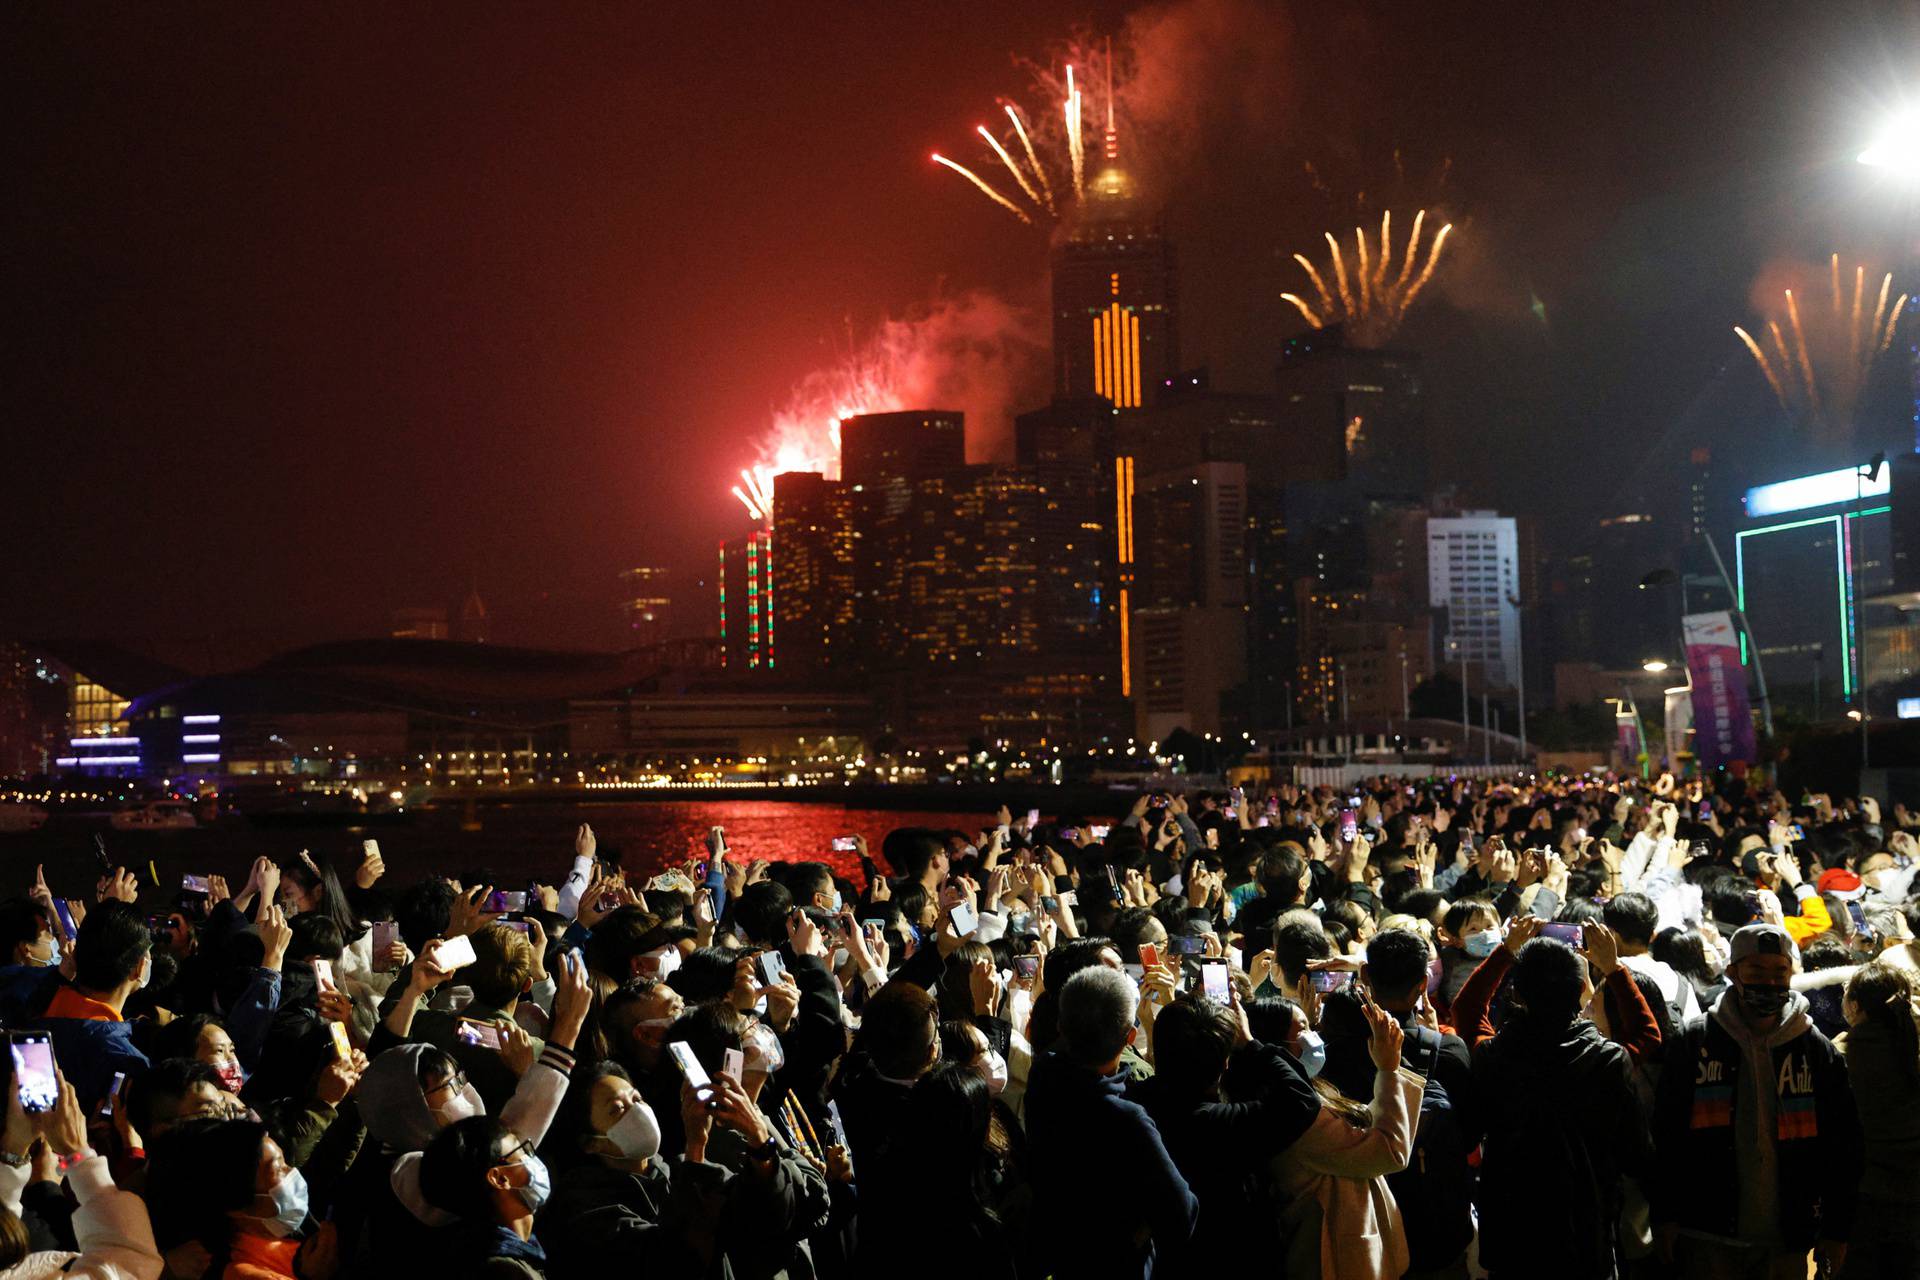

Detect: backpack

[1386,1025,1477,1271]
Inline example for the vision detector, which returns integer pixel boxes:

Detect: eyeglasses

[424,1072,471,1101]
[497,1138,533,1167]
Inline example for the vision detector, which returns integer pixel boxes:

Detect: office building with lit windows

[718,529,774,671]
[1427,512,1523,691]
[770,472,857,676]
[1049,149,1176,408]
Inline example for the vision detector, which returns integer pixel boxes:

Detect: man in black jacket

[1026,966,1197,1280]
[1469,931,1652,1279]
[1651,923,1862,1279]
[1130,992,1319,1272]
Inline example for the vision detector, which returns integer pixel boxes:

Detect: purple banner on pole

[1683,611,1757,767]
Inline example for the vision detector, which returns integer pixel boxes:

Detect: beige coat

[1271,1064,1424,1280]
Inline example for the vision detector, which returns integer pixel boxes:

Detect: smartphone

[1173,934,1210,956]
[831,836,858,852]
[102,1070,126,1116]
[1025,808,1040,829]
[1697,800,1712,821]
[1138,942,1162,970]
[1089,824,1111,840]
[1199,958,1231,1005]
[1847,900,1871,932]
[434,934,477,971]
[9,1033,56,1114]
[92,835,112,877]
[371,920,399,970]
[1311,970,1355,994]
[1014,955,1040,979]
[950,902,978,937]
[668,1040,711,1089]
[455,1019,503,1050]
[51,900,76,941]
[500,919,531,935]
[1103,864,1122,900]
[487,889,527,914]
[327,1020,353,1059]
[722,1047,745,1081]
[758,950,787,988]
[1540,922,1585,948]
[1040,895,1060,915]
[182,874,211,895]
[1059,889,1077,907]
[1339,811,1359,843]
[1790,824,1806,839]
[1573,828,1587,843]
[1057,828,1079,841]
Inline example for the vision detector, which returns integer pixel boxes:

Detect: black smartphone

[1540,922,1584,947]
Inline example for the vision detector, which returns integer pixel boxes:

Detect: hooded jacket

[1470,1011,1652,1278]
[1652,988,1863,1251]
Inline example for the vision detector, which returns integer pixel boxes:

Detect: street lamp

[1642,659,1669,673]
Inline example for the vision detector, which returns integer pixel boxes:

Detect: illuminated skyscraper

[770,472,856,676]
[1050,144,1176,408]
[615,567,673,647]
[718,530,774,671]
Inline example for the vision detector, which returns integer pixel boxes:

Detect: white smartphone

[668,1040,710,1089]
[434,935,477,971]
[950,902,978,937]
[722,1047,745,1081]
[311,957,335,992]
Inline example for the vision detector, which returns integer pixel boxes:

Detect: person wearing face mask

[543,1061,806,1279]
[1270,999,1423,1280]
[145,1117,338,1280]
[1834,961,1920,1279]
[1465,922,1653,1280]
[1126,994,1318,1274]
[416,1115,553,1277]
[660,1002,831,1280]
[601,978,688,1156]
[0,900,59,972]
[938,1020,1028,1218]
[1432,899,1502,1016]
[1652,923,1863,1279]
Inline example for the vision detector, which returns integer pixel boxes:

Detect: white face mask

[744,1021,785,1075]
[135,951,153,991]
[981,1049,1009,1096]
[432,1082,484,1126]
[603,1100,661,1162]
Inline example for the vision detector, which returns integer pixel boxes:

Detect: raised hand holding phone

[1362,1000,1404,1073]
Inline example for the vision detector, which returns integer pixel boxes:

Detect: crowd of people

[0,771,1913,1279]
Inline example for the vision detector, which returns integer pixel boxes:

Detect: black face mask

[1738,982,1790,1018]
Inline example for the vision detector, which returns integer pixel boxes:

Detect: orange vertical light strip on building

[1121,312,1136,408]
[1098,314,1113,395]
[1124,456,1135,561]
[1119,587,1132,696]
[1109,304,1124,408]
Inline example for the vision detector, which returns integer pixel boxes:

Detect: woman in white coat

[1271,997,1423,1280]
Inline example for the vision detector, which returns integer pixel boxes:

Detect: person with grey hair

[1024,967,1196,1279]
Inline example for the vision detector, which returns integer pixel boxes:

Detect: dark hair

[883,829,946,882]
[287,913,344,963]
[154,1013,227,1066]
[1705,879,1758,929]
[1243,994,1302,1048]
[858,981,938,1079]
[131,1057,226,1137]
[667,946,741,1004]
[1602,892,1659,946]
[1272,919,1332,986]
[281,852,362,943]
[1845,962,1918,1087]
[1395,888,1446,924]
[789,862,835,905]
[664,1000,746,1077]
[418,1113,512,1223]
[1443,898,1497,940]
[1651,927,1714,983]
[1363,928,1431,1002]
[733,881,793,947]
[881,1062,998,1227]
[395,878,457,954]
[558,1059,633,1153]
[1107,907,1160,961]
[1259,845,1308,908]
[1511,938,1586,1027]
[1150,994,1238,1099]
[0,1204,28,1270]
[145,1117,269,1252]
[584,906,657,984]
[74,900,151,993]
[1029,937,1115,1051]
[0,899,48,961]
[935,941,995,1023]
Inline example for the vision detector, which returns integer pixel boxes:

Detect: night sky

[9,1,1920,667]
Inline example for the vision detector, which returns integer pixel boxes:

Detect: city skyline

[10,3,1920,668]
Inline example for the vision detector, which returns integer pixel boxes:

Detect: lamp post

[1855,452,1887,770]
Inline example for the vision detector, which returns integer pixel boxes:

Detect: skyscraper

[615,567,672,647]
[1050,140,1176,408]
[718,530,773,671]
[839,410,966,506]
[770,472,855,677]
[1274,326,1425,496]
[1427,512,1523,690]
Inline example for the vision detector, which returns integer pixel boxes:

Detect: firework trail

[1065,65,1085,200]
[1004,104,1054,213]
[930,153,1032,224]
[1734,254,1907,437]
[976,124,1043,208]
[1282,210,1454,344]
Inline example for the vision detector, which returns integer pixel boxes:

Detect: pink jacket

[1271,1065,1423,1280]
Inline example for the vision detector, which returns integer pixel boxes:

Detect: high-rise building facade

[770,473,856,677]
[1275,327,1425,496]
[1050,159,1177,408]
[1427,512,1523,690]
[615,567,673,648]
[718,530,774,671]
